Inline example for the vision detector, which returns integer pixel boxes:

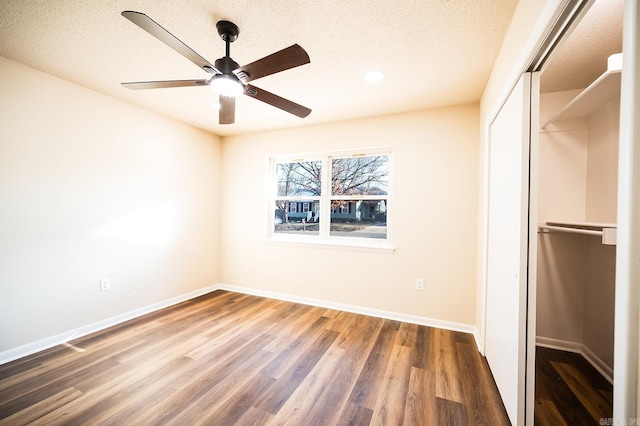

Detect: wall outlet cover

[100,278,111,292]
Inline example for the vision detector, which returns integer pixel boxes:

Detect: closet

[534,0,623,421]
[537,52,619,379]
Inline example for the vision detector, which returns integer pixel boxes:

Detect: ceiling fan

[121,11,312,125]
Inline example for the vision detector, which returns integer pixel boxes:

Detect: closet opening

[533,0,623,424]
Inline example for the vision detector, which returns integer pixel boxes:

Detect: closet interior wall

[536,85,619,379]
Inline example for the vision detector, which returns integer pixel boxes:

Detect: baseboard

[0,284,219,366]
[536,336,613,384]
[581,344,614,384]
[536,336,583,353]
[216,283,480,346]
[1,282,481,366]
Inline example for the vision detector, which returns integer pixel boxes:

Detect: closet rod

[538,224,602,236]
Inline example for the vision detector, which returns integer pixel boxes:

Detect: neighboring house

[277,199,387,223]
[330,200,387,222]
[280,200,319,222]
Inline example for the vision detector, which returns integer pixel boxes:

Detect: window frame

[268,147,393,251]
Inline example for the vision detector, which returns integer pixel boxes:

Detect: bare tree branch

[276,156,388,223]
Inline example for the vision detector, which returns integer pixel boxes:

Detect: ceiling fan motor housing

[215,56,240,74]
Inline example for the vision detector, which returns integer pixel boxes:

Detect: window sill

[266,235,395,253]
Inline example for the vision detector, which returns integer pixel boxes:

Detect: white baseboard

[216,283,480,347]
[0,284,219,366]
[536,336,583,353]
[1,282,481,366]
[536,336,613,384]
[581,344,614,384]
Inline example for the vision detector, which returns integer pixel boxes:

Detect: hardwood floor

[534,346,613,426]
[0,291,510,425]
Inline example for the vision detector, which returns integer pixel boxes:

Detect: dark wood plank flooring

[0,290,510,425]
[535,346,613,426]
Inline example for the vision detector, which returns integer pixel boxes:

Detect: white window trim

[267,147,394,251]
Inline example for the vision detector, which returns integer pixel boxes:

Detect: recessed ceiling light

[364,69,385,83]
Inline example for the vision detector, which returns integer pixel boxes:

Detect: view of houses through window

[272,151,390,241]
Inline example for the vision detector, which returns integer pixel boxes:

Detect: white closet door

[485,73,534,426]
[614,0,640,419]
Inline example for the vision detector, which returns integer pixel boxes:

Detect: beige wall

[477,0,564,339]
[1,56,481,356]
[220,105,480,325]
[0,57,222,352]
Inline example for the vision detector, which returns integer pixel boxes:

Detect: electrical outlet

[100,278,111,292]
[415,278,424,291]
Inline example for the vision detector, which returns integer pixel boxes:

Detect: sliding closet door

[485,72,537,426]
[614,0,640,419]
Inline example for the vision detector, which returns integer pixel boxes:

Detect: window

[273,160,321,236]
[270,149,391,248]
[330,203,351,214]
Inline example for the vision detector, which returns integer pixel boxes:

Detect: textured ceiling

[541,0,623,93]
[0,0,518,136]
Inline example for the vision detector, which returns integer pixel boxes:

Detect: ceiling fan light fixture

[211,74,243,97]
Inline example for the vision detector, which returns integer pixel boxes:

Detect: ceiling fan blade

[122,11,218,74]
[233,44,310,83]
[219,95,235,124]
[121,79,210,90]
[244,84,311,118]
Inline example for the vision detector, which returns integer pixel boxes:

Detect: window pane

[331,156,388,196]
[274,200,319,236]
[277,161,322,196]
[330,199,387,239]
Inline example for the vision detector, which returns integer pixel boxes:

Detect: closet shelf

[538,221,617,246]
[541,53,622,129]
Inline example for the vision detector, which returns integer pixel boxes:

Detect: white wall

[537,90,588,223]
[477,0,564,342]
[220,105,480,326]
[583,98,619,370]
[536,90,588,345]
[536,89,619,372]
[480,0,564,124]
[0,57,222,353]
[586,100,620,223]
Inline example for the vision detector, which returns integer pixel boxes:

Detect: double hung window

[270,149,391,248]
